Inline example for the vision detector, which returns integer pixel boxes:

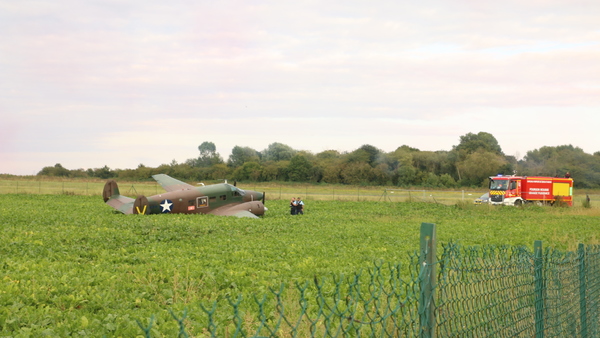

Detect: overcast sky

[1,0,599,175]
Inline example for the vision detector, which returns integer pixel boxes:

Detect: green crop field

[1,193,599,336]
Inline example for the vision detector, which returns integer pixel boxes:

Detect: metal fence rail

[137,224,600,337]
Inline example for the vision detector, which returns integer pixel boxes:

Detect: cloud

[1,0,599,174]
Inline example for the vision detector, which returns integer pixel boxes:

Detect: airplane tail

[103,180,135,214]
[103,180,120,202]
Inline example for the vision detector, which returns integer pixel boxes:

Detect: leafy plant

[0,194,598,335]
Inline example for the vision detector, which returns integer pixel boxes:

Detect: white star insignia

[160,200,173,212]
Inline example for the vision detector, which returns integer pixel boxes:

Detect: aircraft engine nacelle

[246,201,266,216]
[226,201,265,217]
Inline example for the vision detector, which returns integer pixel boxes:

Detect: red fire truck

[488,175,574,206]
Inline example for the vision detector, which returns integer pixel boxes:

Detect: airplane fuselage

[103,175,266,218]
[138,184,264,215]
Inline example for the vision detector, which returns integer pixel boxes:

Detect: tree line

[37,132,600,189]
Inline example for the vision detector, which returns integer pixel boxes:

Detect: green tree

[372,163,391,185]
[135,164,153,180]
[412,151,446,175]
[423,172,441,188]
[457,150,507,186]
[439,173,458,188]
[341,162,374,185]
[262,161,289,181]
[314,150,343,184]
[287,154,312,182]
[519,145,581,177]
[206,163,231,181]
[166,161,202,181]
[262,143,296,162]
[450,132,503,183]
[394,165,417,186]
[227,146,260,168]
[520,145,600,188]
[316,150,341,160]
[69,169,88,178]
[321,164,343,183]
[88,165,115,179]
[453,132,503,156]
[232,162,263,181]
[346,149,371,164]
[356,144,382,166]
[38,163,70,177]
[194,141,223,167]
[389,146,417,186]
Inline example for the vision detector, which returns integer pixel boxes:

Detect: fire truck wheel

[514,199,523,207]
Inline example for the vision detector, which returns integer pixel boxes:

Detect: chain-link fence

[435,241,600,337]
[136,224,599,337]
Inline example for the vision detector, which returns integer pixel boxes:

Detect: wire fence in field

[0,178,508,206]
[136,223,600,337]
[1,178,598,207]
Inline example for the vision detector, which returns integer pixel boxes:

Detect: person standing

[290,197,297,215]
[296,197,304,215]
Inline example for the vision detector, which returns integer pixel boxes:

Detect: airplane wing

[209,201,264,218]
[106,195,135,214]
[152,174,195,192]
[218,209,260,218]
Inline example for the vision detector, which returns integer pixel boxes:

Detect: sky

[1,0,599,175]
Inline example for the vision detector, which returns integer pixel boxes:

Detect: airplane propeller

[262,191,266,205]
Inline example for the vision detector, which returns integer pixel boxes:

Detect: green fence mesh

[139,227,600,337]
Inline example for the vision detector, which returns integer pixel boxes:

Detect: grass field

[1,191,600,336]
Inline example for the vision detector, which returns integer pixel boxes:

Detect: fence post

[534,240,545,338]
[419,223,436,338]
[578,243,588,338]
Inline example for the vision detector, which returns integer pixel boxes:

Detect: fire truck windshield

[490,180,508,190]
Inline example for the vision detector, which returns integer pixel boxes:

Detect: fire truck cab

[488,175,573,206]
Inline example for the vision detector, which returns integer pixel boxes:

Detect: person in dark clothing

[290,197,297,215]
[296,197,304,215]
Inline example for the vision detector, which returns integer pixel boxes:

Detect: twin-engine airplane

[103,174,266,218]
